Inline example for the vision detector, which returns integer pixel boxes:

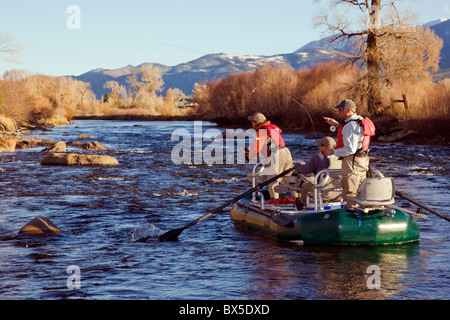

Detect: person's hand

[323,117,339,127]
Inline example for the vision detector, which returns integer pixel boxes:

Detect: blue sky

[0,0,448,76]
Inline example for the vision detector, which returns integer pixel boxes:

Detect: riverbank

[0,114,447,153]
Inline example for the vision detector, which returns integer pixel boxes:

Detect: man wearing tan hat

[246,112,293,199]
[293,136,338,208]
[323,99,369,208]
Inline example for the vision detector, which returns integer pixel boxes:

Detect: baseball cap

[247,112,267,124]
[316,136,336,150]
[334,99,356,112]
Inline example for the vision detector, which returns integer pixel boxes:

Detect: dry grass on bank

[191,62,450,141]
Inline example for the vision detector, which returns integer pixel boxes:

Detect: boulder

[83,141,109,151]
[66,140,85,148]
[40,153,119,166]
[377,129,416,142]
[18,217,61,235]
[42,141,66,153]
[15,138,55,149]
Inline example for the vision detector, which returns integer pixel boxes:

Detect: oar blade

[159,227,185,242]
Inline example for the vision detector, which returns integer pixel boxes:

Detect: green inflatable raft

[230,164,421,245]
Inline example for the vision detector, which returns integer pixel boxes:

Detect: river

[0,120,449,301]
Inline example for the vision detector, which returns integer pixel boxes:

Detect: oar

[395,190,450,222]
[158,167,295,242]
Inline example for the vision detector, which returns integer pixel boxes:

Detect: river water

[0,120,449,301]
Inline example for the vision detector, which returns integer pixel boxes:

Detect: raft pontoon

[230,161,421,245]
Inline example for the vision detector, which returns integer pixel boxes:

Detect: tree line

[190,60,449,139]
[0,65,189,132]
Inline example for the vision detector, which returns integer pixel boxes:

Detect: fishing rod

[254,73,319,139]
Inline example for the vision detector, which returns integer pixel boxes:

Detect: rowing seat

[355,177,395,207]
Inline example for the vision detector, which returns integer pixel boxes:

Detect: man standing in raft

[245,112,293,199]
[323,99,374,208]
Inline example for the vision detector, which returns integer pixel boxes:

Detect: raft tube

[230,194,420,245]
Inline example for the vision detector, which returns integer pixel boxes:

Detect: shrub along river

[0,120,448,300]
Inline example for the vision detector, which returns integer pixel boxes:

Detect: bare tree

[126,65,164,99]
[379,24,442,84]
[75,80,96,107]
[140,65,164,95]
[104,80,128,106]
[314,0,442,114]
[125,65,165,110]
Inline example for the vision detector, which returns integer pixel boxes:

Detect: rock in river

[42,141,67,153]
[18,216,61,235]
[40,153,119,166]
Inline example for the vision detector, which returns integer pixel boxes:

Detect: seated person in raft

[293,136,338,209]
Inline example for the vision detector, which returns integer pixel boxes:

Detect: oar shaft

[236,201,293,227]
[395,191,450,222]
[184,167,294,228]
[159,167,295,241]
[387,205,428,219]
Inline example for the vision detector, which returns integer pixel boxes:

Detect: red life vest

[337,117,375,152]
[249,121,286,159]
[258,122,286,148]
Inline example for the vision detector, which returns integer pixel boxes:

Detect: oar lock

[385,209,396,219]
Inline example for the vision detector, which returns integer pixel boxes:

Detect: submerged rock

[77,134,94,139]
[40,153,119,166]
[18,217,61,235]
[66,140,109,150]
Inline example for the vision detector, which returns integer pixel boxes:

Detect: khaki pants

[299,175,337,206]
[259,147,293,199]
[300,175,315,206]
[341,154,369,208]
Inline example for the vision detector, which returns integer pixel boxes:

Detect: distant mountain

[73,19,450,99]
[429,19,450,69]
[74,48,348,99]
[423,18,449,28]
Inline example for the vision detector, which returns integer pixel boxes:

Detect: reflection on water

[0,120,449,300]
